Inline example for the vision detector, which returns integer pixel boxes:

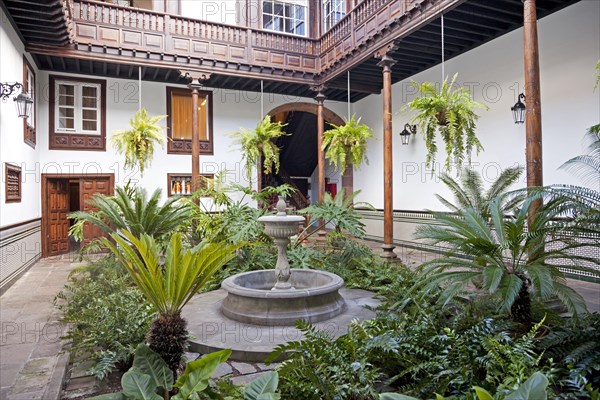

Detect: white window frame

[262,0,308,37]
[25,64,35,129]
[54,80,101,136]
[323,0,345,32]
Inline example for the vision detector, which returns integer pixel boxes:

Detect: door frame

[41,173,114,257]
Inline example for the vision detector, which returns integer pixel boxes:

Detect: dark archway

[261,103,352,209]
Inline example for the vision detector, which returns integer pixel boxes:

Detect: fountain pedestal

[220,196,346,325]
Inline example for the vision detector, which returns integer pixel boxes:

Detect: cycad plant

[111,108,166,175]
[415,195,600,324]
[405,73,487,171]
[560,121,600,187]
[322,115,374,174]
[102,230,236,376]
[69,187,192,246]
[436,166,524,219]
[232,115,289,177]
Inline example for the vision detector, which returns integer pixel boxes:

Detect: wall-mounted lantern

[399,123,417,145]
[511,93,526,124]
[1,82,33,119]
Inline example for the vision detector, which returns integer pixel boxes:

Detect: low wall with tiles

[0,219,42,295]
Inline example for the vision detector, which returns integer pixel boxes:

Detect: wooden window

[262,0,307,36]
[5,164,22,203]
[23,56,36,148]
[166,87,214,155]
[49,75,106,151]
[323,0,346,31]
[167,173,214,197]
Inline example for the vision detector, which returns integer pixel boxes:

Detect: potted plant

[232,115,289,177]
[111,108,166,176]
[405,73,487,171]
[322,115,374,174]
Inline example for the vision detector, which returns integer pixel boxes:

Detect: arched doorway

[261,102,352,210]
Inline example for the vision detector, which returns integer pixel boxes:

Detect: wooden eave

[4,0,582,102]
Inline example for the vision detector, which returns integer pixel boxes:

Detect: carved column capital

[179,69,213,85]
[375,44,397,70]
[310,84,327,103]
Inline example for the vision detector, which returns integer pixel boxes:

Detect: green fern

[405,74,487,171]
[111,108,166,175]
[232,115,289,177]
[322,115,374,174]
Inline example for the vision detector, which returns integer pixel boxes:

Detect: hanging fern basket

[404,73,488,171]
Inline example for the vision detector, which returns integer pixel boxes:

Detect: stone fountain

[220,196,346,326]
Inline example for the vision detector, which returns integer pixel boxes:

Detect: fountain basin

[221,269,346,326]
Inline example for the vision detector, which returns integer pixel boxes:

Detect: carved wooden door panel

[79,178,113,246]
[80,177,112,248]
[46,179,70,256]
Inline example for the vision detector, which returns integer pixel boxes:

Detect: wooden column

[376,47,397,259]
[523,0,543,226]
[190,84,201,201]
[180,70,212,204]
[315,91,326,205]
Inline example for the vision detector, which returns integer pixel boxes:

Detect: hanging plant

[405,73,488,171]
[111,108,166,176]
[232,115,289,176]
[322,115,374,174]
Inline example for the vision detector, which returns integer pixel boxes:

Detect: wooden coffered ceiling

[3,0,581,102]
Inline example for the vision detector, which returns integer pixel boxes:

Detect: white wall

[352,0,600,211]
[0,9,41,226]
[180,0,240,25]
[34,71,348,205]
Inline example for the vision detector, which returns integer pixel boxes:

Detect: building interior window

[49,75,106,151]
[324,0,346,31]
[262,0,307,36]
[55,82,100,135]
[23,57,36,147]
[167,87,213,155]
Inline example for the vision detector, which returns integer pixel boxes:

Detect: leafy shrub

[54,256,155,379]
[538,313,600,397]
[268,321,383,400]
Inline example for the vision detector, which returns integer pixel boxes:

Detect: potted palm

[111,108,166,176]
[405,74,487,171]
[322,115,374,174]
[232,115,289,177]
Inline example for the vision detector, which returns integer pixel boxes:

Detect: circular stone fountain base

[221,269,345,326]
[182,288,379,362]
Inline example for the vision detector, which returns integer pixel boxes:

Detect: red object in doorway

[325,183,337,197]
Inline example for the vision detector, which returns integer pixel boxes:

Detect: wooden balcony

[8,0,580,101]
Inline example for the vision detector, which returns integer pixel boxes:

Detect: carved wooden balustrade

[59,0,457,84]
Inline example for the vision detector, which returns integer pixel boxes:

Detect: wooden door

[80,177,112,247]
[46,179,70,256]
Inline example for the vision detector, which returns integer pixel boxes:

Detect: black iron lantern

[1,82,33,119]
[511,93,526,124]
[399,123,417,145]
[13,90,33,119]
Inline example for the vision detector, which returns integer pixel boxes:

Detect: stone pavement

[0,255,78,400]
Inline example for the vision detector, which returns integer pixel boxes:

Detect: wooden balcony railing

[66,0,443,80]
